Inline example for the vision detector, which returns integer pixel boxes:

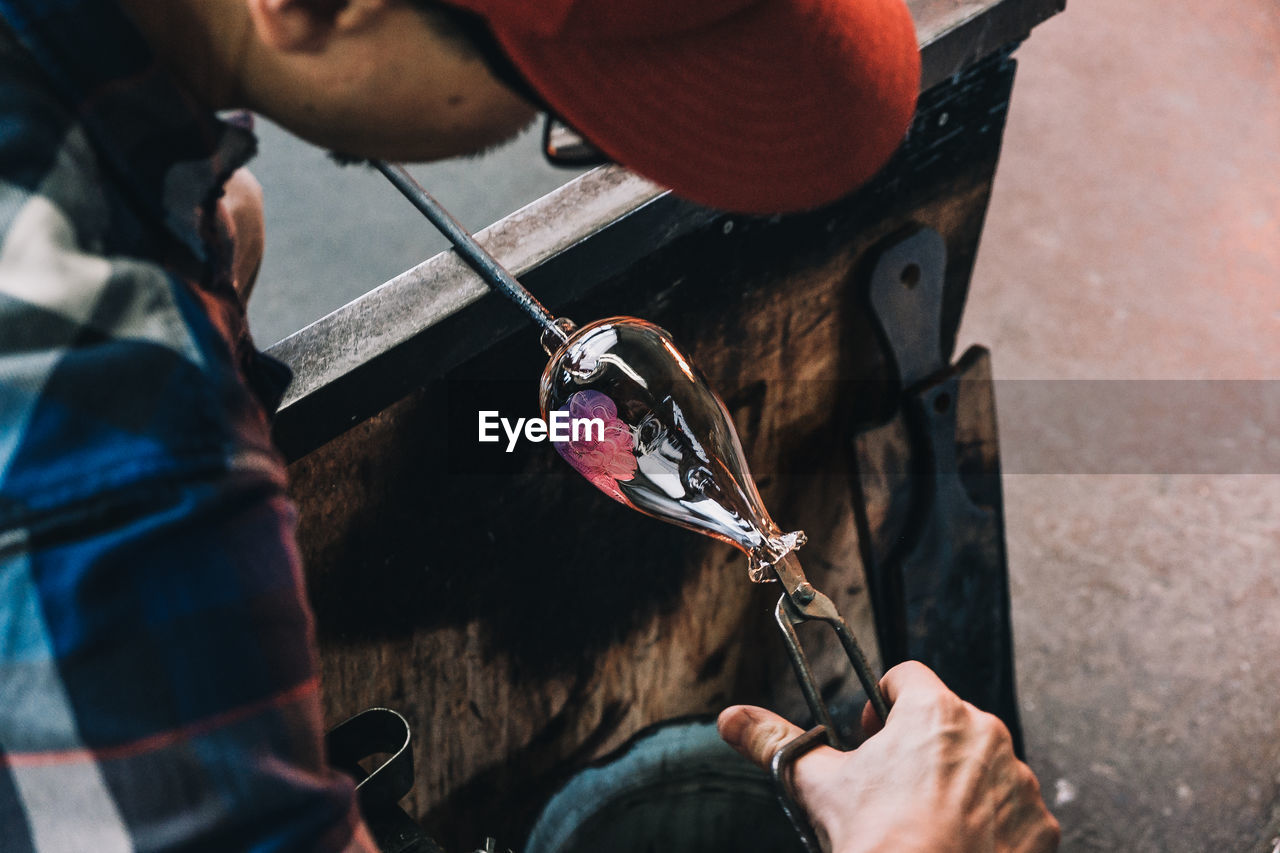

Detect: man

[0,0,1059,850]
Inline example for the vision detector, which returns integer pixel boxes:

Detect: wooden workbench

[272,1,1064,846]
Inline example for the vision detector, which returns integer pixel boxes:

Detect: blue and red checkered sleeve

[0,68,376,853]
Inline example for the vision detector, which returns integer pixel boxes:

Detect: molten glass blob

[540,317,805,583]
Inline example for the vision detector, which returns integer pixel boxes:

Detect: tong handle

[770,724,828,853]
[774,592,890,750]
[771,590,892,852]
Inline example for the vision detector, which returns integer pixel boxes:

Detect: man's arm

[719,662,1061,853]
[0,99,374,851]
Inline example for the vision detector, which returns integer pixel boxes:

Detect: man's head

[232,0,538,160]
[124,0,921,213]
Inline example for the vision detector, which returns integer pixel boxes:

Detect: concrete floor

[246,0,1279,849]
[957,0,1280,850]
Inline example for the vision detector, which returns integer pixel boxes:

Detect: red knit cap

[450,0,921,214]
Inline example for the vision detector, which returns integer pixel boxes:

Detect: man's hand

[217,167,265,303]
[718,661,1060,853]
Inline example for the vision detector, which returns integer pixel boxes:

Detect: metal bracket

[326,708,447,853]
[852,225,1023,751]
[868,226,949,390]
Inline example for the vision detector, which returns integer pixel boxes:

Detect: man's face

[240,0,538,161]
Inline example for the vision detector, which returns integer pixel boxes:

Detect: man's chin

[305,108,540,166]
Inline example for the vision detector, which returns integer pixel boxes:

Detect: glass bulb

[540,317,805,583]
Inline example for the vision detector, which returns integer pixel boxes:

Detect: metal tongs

[769,552,891,853]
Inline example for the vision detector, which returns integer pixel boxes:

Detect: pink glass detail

[555,390,636,503]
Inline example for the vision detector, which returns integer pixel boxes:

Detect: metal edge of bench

[269,170,718,459]
[270,166,672,410]
[915,0,1065,91]
[267,0,1064,459]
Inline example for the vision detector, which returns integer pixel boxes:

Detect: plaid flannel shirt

[0,0,376,849]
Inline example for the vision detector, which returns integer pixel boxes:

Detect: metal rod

[776,597,846,749]
[374,160,568,346]
[832,620,892,723]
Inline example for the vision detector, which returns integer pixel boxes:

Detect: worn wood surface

[287,50,1020,850]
